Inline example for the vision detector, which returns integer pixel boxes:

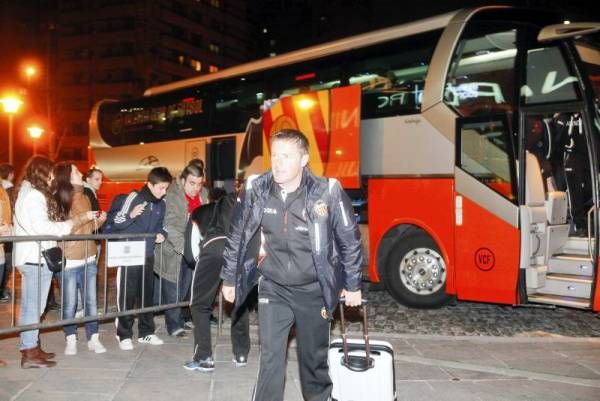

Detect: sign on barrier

[106,241,146,267]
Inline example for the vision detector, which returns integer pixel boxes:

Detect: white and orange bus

[90,6,600,311]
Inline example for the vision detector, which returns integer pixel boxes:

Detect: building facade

[0,0,249,166]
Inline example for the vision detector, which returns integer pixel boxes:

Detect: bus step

[548,255,593,277]
[537,273,593,299]
[527,293,591,309]
[560,237,594,255]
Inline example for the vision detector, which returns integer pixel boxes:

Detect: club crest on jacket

[313,200,328,217]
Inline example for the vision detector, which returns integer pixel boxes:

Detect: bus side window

[523,45,581,105]
[445,24,517,117]
[345,29,441,119]
[457,118,517,202]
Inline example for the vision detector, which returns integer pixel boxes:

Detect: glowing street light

[1,96,24,164]
[27,125,44,155]
[21,61,39,85]
[24,65,37,80]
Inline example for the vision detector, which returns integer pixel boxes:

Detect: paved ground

[1,317,599,401]
[2,270,600,400]
[358,289,600,337]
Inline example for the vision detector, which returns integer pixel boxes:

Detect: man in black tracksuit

[109,167,172,349]
[221,129,363,401]
[183,193,251,372]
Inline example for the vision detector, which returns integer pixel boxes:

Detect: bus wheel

[384,232,450,308]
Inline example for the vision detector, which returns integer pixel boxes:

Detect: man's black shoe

[232,355,248,367]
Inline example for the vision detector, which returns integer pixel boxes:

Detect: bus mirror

[538,22,600,42]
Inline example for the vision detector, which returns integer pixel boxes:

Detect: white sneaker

[137,334,164,345]
[118,338,134,351]
[88,333,107,354]
[65,334,77,356]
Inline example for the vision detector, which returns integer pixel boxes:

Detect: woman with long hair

[53,162,106,355]
[14,156,96,368]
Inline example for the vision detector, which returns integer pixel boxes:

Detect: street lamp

[24,65,37,81]
[0,96,24,164]
[27,125,44,156]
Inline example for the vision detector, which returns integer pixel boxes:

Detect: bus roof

[143,10,460,96]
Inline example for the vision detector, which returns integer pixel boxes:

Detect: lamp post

[1,96,24,165]
[27,125,44,156]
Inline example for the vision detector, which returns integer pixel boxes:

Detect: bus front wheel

[384,232,451,308]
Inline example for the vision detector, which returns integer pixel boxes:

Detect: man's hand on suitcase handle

[340,289,362,307]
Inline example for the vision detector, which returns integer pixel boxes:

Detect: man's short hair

[187,158,205,171]
[0,163,14,179]
[147,167,173,184]
[180,164,204,181]
[270,129,309,155]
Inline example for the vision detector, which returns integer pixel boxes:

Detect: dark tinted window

[347,30,441,119]
[445,23,517,117]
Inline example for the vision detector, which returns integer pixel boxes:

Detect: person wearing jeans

[58,262,100,345]
[53,162,107,355]
[14,156,94,369]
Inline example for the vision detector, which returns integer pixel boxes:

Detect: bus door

[519,24,600,310]
[445,21,522,304]
[454,115,520,304]
[519,106,595,309]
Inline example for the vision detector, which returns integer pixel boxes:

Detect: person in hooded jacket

[183,190,251,372]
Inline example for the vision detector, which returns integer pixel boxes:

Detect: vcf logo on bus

[474,248,495,271]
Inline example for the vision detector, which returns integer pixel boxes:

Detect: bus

[89,6,600,311]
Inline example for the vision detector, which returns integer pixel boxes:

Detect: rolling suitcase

[328,300,396,401]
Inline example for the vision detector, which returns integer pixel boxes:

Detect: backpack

[101,191,136,234]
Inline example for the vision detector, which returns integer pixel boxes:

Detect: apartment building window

[209,65,219,73]
[209,0,221,8]
[172,1,187,16]
[61,0,84,11]
[191,11,202,24]
[190,59,202,71]
[209,43,220,54]
[62,48,94,60]
[191,33,203,47]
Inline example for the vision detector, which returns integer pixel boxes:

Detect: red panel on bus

[262,86,361,189]
[367,178,456,294]
[454,194,519,305]
[326,85,361,189]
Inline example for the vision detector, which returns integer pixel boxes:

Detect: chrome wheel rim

[399,247,446,295]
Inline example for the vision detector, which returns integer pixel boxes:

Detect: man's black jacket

[220,168,363,318]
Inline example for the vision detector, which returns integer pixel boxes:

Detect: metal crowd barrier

[0,232,201,336]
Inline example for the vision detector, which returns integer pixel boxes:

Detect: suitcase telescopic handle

[338,297,372,371]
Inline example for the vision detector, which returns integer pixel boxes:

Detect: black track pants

[253,278,331,401]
